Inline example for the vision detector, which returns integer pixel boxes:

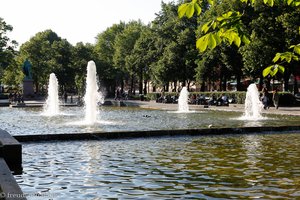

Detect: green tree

[151,2,198,91]
[19,29,71,94]
[129,26,159,94]
[95,22,125,95]
[71,42,96,96]
[113,20,144,94]
[50,39,74,92]
[1,56,23,88]
[0,18,18,86]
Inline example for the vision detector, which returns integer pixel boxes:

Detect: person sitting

[216,94,229,106]
[221,94,229,106]
[208,95,217,105]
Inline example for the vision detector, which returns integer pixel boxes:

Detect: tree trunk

[293,74,298,94]
[130,75,135,95]
[236,75,241,91]
[187,81,191,91]
[200,81,205,92]
[139,67,143,94]
[143,80,147,95]
[222,76,227,91]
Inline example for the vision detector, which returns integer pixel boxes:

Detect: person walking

[261,87,269,109]
[272,88,280,109]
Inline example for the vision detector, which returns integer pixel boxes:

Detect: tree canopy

[1,0,300,95]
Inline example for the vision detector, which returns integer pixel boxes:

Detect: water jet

[43,73,60,116]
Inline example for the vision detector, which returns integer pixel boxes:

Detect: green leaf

[207,0,214,6]
[287,0,293,5]
[217,16,225,21]
[295,46,300,55]
[233,35,241,47]
[263,64,284,77]
[201,22,210,33]
[195,3,202,15]
[242,35,250,44]
[282,52,292,62]
[178,4,188,18]
[293,55,299,61]
[264,0,271,6]
[292,44,300,55]
[212,21,217,29]
[196,35,208,52]
[278,65,285,74]
[214,33,222,45]
[186,3,195,18]
[263,66,272,77]
[270,0,274,6]
[208,33,217,49]
[272,53,281,63]
[270,66,278,76]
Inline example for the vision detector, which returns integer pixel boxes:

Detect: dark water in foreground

[15,133,300,199]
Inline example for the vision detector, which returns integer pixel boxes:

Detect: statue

[22,58,32,80]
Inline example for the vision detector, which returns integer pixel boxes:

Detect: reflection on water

[15,133,300,199]
[0,106,300,135]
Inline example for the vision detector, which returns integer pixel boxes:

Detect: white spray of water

[178,86,189,112]
[242,83,264,120]
[43,73,60,116]
[84,61,103,125]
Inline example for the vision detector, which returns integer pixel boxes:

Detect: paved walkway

[4,99,300,116]
[124,100,300,116]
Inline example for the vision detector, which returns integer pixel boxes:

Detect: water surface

[15,133,300,199]
[1,106,299,135]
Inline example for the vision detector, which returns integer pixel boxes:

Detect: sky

[1,0,174,47]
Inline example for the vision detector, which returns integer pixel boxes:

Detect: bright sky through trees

[1,0,173,46]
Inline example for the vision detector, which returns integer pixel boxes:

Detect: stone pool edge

[13,125,300,143]
[0,129,25,200]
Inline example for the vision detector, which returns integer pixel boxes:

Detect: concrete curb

[0,130,24,200]
[0,159,25,200]
[0,130,22,174]
[14,125,300,143]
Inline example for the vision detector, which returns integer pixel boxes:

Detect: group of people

[261,87,279,110]
[8,92,24,103]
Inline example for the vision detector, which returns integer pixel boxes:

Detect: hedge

[136,91,299,106]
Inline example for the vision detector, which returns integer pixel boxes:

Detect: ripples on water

[15,133,300,199]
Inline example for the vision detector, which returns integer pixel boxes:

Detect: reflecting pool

[1,106,300,135]
[15,133,300,199]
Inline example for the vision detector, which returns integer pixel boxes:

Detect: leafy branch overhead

[263,44,300,77]
[179,1,250,52]
[179,0,300,77]
[263,64,285,77]
[197,11,250,52]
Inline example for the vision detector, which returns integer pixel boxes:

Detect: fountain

[83,60,102,125]
[242,83,264,120]
[178,86,189,112]
[2,71,299,199]
[43,73,60,116]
